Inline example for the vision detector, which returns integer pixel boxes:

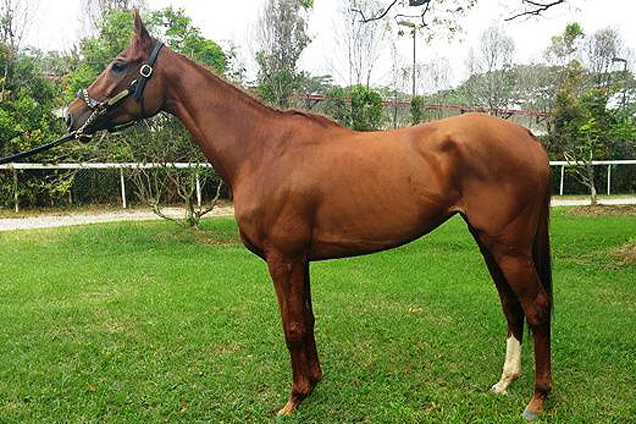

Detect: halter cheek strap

[133,41,164,117]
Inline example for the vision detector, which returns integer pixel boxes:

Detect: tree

[510,63,559,111]
[0,0,37,51]
[410,94,425,125]
[118,116,224,229]
[547,59,619,205]
[0,0,39,100]
[255,0,312,107]
[504,0,567,21]
[0,1,79,210]
[322,84,384,130]
[0,47,67,209]
[80,0,146,33]
[148,7,227,73]
[465,26,516,114]
[563,89,608,205]
[545,23,635,203]
[350,84,384,130]
[386,42,411,128]
[0,55,62,141]
[545,22,584,67]
[355,0,567,24]
[584,27,625,89]
[324,86,353,126]
[334,0,390,88]
[546,59,589,194]
[352,0,475,31]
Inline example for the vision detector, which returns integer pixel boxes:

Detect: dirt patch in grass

[611,240,636,265]
[566,204,636,216]
[191,229,240,245]
[154,226,240,246]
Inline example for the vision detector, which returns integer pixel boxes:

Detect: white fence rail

[2,160,636,212]
[550,160,636,196]
[0,162,212,212]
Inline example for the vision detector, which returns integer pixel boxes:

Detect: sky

[23,0,636,90]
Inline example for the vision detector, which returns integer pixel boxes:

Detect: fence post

[607,165,612,195]
[12,167,19,213]
[559,165,565,196]
[195,172,202,207]
[120,168,127,209]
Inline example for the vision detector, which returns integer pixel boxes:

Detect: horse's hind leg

[266,250,322,416]
[303,263,323,386]
[478,231,552,421]
[467,224,525,395]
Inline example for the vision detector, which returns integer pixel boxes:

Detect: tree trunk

[1,60,9,101]
[587,162,598,205]
[590,183,598,206]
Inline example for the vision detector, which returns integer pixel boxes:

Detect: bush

[350,85,383,131]
[324,86,352,127]
[410,95,425,125]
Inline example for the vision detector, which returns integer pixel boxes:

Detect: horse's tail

[533,173,552,307]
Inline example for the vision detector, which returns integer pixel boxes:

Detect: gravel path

[551,197,636,206]
[0,206,234,232]
[1,198,635,232]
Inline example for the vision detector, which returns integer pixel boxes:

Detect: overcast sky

[24,0,636,89]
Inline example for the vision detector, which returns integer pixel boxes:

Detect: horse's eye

[111,61,127,73]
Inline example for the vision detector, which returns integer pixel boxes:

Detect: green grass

[0,211,635,423]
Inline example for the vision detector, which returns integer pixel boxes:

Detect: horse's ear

[133,8,151,43]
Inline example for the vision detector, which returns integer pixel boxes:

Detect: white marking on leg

[491,335,522,395]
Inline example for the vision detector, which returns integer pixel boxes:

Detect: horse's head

[65,9,166,139]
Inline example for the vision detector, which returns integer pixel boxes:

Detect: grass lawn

[0,210,635,423]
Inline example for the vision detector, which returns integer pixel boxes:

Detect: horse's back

[414,114,547,169]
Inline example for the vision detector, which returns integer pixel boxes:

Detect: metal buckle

[139,64,153,78]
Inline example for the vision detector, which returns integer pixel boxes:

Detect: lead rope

[0,106,129,165]
[0,133,77,165]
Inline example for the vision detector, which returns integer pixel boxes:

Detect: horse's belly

[308,201,452,260]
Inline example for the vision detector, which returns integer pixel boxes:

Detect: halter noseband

[76,40,164,136]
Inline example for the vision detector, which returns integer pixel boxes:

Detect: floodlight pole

[399,20,417,98]
[612,57,628,126]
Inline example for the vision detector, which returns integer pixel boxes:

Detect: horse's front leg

[267,250,322,415]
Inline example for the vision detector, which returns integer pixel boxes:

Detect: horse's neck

[161,50,275,187]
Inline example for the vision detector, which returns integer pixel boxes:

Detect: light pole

[612,57,628,123]
[398,20,417,98]
[611,57,629,194]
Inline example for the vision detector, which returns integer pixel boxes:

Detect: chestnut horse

[66,12,552,421]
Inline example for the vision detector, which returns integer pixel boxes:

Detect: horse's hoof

[490,382,508,395]
[522,410,540,421]
[277,400,295,416]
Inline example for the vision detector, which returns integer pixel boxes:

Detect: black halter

[76,40,164,133]
[0,40,165,165]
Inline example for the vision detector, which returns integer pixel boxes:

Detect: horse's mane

[175,48,344,130]
[278,108,344,128]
